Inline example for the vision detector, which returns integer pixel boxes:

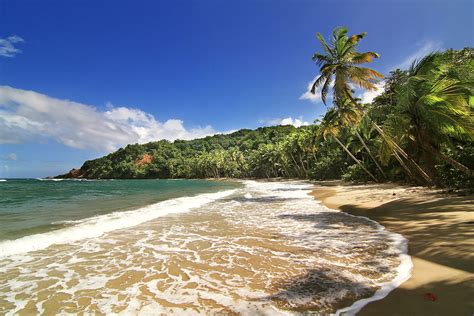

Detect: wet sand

[0,181,408,315]
[311,182,474,315]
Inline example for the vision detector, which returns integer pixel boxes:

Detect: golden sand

[311,182,474,315]
[0,181,407,315]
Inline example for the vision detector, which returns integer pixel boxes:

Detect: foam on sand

[0,181,412,315]
[0,189,236,258]
[334,210,413,315]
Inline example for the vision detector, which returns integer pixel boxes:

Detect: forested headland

[58,30,473,189]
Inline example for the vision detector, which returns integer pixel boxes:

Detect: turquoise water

[0,180,411,314]
[0,179,240,241]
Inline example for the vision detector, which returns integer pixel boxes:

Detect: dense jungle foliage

[62,36,473,188]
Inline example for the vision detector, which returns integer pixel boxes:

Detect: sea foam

[239,181,414,316]
[0,181,412,315]
[0,189,236,258]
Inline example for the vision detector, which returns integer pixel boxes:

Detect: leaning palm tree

[310,27,386,178]
[341,97,387,178]
[311,27,383,104]
[384,53,474,177]
[318,106,378,182]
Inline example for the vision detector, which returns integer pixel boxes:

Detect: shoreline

[3,179,472,314]
[311,182,474,315]
[2,179,408,314]
[0,188,238,258]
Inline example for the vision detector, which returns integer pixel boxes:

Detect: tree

[318,106,378,182]
[310,27,385,179]
[384,52,474,178]
[310,27,383,105]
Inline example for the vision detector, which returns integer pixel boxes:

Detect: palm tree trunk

[422,143,474,177]
[289,152,304,177]
[372,122,434,185]
[393,150,414,178]
[281,163,291,178]
[354,129,387,178]
[332,135,378,182]
[304,152,311,172]
[298,155,308,177]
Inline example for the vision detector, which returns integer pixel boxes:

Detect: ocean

[0,179,411,315]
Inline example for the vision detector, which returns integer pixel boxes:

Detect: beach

[0,179,412,315]
[1,179,472,314]
[311,182,474,315]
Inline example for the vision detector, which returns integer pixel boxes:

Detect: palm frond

[320,76,333,105]
[310,74,330,94]
[316,32,334,57]
[351,52,380,64]
[347,67,383,90]
[408,52,440,75]
[349,32,366,44]
[312,52,333,66]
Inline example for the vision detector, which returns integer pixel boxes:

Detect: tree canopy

[60,46,474,189]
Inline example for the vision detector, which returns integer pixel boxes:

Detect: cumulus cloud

[0,86,216,152]
[260,116,310,128]
[0,35,25,57]
[300,77,336,104]
[299,78,322,103]
[280,117,310,127]
[395,40,444,70]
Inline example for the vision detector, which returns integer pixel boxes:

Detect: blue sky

[1,0,473,177]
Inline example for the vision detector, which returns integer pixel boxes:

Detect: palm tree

[318,105,378,182]
[384,53,474,178]
[311,27,383,104]
[310,27,386,178]
[341,97,387,178]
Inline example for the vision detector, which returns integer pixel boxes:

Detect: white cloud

[260,116,310,128]
[7,35,24,43]
[280,117,310,127]
[300,77,336,104]
[0,35,25,57]
[359,81,385,104]
[222,129,238,135]
[0,153,17,161]
[395,40,444,70]
[0,86,216,152]
[299,78,322,103]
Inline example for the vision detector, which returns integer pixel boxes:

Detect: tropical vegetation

[59,29,473,189]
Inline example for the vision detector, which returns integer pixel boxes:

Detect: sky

[1,0,473,178]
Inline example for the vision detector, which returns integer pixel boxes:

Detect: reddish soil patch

[136,154,153,166]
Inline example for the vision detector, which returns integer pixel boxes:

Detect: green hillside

[59,47,474,188]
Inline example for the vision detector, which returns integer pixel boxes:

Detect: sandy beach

[311,182,474,315]
[1,181,410,315]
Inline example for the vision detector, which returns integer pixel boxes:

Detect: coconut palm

[341,97,388,178]
[310,27,383,104]
[310,27,386,178]
[384,53,474,177]
[318,105,378,182]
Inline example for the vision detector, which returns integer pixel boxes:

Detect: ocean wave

[333,210,412,315]
[36,178,64,181]
[238,181,413,316]
[0,181,412,315]
[0,189,236,258]
[0,179,6,182]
